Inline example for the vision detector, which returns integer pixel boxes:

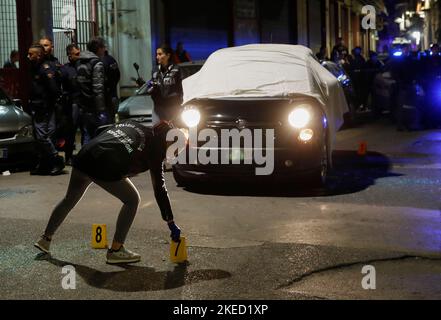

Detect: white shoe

[34,236,51,254]
[106,246,141,265]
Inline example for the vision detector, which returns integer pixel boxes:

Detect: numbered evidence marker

[92,224,108,249]
[170,237,188,263]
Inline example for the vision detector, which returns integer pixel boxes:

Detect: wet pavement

[1,118,441,300]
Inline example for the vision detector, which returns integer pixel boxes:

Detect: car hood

[118,95,154,117]
[0,104,32,132]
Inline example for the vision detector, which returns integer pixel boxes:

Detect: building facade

[1,0,389,103]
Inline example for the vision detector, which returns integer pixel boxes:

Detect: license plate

[230,149,244,162]
[0,148,8,159]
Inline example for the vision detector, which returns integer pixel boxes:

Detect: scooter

[130,63,146,88]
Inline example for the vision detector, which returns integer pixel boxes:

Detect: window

[0,0,18,68]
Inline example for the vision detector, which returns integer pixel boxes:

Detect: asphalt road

[0,117,440,300]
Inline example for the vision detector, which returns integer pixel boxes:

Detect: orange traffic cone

[358,141,368,156]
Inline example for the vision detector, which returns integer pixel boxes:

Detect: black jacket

[150,64,183,120]
[29,59,62,111]
[76,51,106,113]
[102,53,121,99]
[73,120,174,221]
[73,120,166,181]
[61,61,80,103]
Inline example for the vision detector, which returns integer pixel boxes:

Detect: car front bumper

[0,137,37,169]
[173,142,324,182]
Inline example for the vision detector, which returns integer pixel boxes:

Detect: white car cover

[182,44,349,150]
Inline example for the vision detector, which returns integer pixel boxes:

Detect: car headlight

[17,125,33,138]
[182,107,201,128]
[288,107,311,129]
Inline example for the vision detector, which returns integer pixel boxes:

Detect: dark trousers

[57,102,80,161]
[78,110,97,146]
[65,104,80,160]
[32,109,58,167]
[79,109,111,146]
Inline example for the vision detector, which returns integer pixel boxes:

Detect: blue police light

[393,51,403,57]
[337,73,351,86]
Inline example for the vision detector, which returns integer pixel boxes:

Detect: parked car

[321,60,357,124]
[0,87,37,170]
[117,61,205,126]
[172,44,349,187]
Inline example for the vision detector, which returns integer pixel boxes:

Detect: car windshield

[180,64,203,79]
[323,62,342,78]
[0,88,11,105]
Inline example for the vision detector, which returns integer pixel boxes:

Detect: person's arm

[43,67,62,102]
[93,61,106,113]
[149,149,181,242]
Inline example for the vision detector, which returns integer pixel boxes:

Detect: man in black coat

[76,37,109,145]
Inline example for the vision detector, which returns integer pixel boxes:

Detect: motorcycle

[131,63,146,88]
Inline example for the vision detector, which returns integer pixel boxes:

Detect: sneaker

[34,236,51,254]
[106,246,141,265]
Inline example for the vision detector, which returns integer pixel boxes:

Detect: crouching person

[34,120,182,264]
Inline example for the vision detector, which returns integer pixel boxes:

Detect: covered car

[172,44,349,186]
[0,87,36,170]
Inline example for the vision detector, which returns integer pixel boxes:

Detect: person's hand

[168,221,181,242]
[146,80,158,95]
[97,112,110,126]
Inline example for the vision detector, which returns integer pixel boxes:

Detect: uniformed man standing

[102,50,121,124]
[39,37,68,153]
[60,44,81,165]
[28,44,65,176]
[39,37,61,66]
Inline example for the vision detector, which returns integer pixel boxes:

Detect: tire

[172,167,190,187]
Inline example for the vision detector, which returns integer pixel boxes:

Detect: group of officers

[28,37,120,176]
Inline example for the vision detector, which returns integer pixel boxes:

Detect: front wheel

[173,167,192,188]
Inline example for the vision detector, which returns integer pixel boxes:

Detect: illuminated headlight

[182,107,201,128]
[299,129,314,142]
[17,125,33,138]
[289,107,311,129]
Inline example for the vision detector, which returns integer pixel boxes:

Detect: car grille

[205,120,282,130]
[0,132,16,140]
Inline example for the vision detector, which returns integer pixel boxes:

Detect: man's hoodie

[76,51,106,113]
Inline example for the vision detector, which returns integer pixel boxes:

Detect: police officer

[39,37,62,65]
[60,44,81,165]
[39,37,68,152]
[28,44,65,176]
[148,44,183,125]
[76,37,109,145]
[34,120,182,265]
[102,50,121,124]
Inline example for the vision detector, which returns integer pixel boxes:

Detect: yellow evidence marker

[170,237,188,263]
[92,224,108,249]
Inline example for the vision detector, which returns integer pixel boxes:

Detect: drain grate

[0,189,36,199]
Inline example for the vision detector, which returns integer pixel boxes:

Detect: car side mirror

[13,99,22,108]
